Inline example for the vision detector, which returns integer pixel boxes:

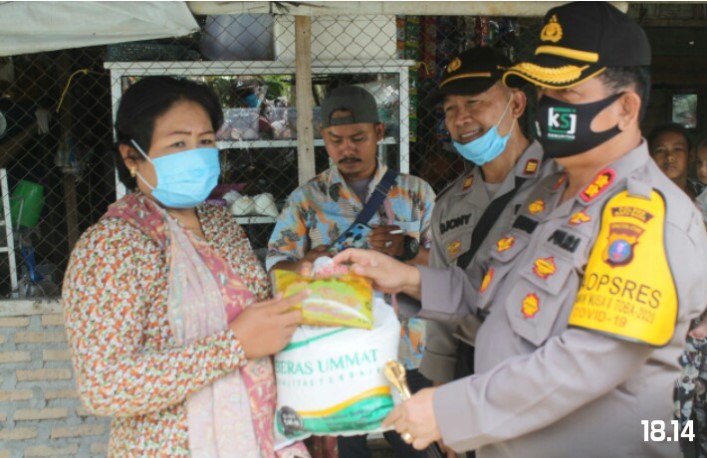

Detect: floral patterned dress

[63,193,307,457]
[674,318,707,458]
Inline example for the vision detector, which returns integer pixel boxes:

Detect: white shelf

[218,139,296,149]
[217,137,397,150]
[108,60,411,199]
[233,215,277,224]
[104,59,416,75]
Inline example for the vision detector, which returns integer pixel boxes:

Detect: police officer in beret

[419,46,548,404]
[333,3,707,457]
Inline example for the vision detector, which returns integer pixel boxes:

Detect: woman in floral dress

[63,76,310,457]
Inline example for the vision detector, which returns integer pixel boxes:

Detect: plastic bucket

[10,180,44,229]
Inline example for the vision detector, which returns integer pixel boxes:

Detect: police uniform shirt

[420,140,548,382]
[428,140,545,269]
[415,141,707,457]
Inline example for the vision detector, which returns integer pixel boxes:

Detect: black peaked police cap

[503,2,651,89]
[425,47,512,106]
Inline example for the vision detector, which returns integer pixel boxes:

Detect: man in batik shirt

[267,85,436,458]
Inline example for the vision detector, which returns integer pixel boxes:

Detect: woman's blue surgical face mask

[131,140,220,209]
[452,95,514,166]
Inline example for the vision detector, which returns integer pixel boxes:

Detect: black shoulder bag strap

[354,168,399,225]
[456,175,527,270]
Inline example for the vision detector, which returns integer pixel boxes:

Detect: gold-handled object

[384,360,411,399]
[383,360,446,458]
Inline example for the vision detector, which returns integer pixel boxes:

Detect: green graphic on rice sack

[277,387,394,436]
[276,329,395,436]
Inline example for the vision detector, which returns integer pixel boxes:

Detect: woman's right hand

[229,291,308,359]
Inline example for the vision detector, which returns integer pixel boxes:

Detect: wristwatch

[398,235,420,261]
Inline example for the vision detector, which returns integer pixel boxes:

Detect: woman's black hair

[647,122,693,156]
[114,76,223,188]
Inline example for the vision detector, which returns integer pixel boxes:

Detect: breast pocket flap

[505,279,568,347]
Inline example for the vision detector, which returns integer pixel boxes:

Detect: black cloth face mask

[535,92,624,158]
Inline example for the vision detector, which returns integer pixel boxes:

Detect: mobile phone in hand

[328,222,372,254]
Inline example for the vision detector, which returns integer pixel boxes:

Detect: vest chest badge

[462,175,474,191]
[528,199,545,214]
[603,222,644,267]
[569,210,591,226]
[533,256,556,279]
[569,190,676,347]
[480,267,494,293]
[447,240,462,258]
[580,168,616,203]
[522,293,540,319]
[496,235,515,252]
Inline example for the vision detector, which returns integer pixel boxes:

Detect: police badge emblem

[540,14,563,43]
[528,199,545,214]
[522,293,540,319]
[447,57,462,73]
[533,257,556,279]
[496,235,515,252]
[447,240,462,258]
[602,222,644,267]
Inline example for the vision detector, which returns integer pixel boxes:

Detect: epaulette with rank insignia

[435,165,476,202]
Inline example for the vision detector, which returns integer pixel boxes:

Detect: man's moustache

[339,157,361,164]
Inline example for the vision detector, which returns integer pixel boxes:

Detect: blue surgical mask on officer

[452,95,514,165]
[131,140,220,209]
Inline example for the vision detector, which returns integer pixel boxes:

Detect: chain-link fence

[407,16,541,192]
[1,47,114,299]
[0,11,546,300]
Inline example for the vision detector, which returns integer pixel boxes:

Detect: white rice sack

[274,297,400,445]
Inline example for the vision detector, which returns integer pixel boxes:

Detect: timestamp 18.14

[641,420,694,442]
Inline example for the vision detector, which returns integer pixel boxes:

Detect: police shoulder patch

[435,171,469,202]
[568,190,677,347]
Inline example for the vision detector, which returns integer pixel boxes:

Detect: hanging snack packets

[273,258,374,329]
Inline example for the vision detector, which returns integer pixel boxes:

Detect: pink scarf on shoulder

[105,193,308,458]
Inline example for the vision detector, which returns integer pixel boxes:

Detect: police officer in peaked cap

[418,47,552,436]
[333,3,707,457]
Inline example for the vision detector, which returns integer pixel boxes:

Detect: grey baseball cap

[320,85,380,128]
